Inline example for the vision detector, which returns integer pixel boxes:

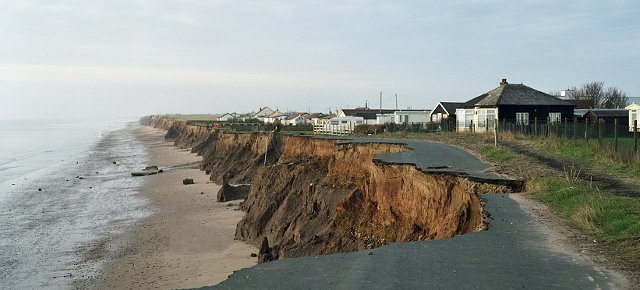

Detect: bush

[354,124,386,134]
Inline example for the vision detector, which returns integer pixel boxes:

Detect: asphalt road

[204,137,625,289]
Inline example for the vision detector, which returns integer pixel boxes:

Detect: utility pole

[379,90,383,113]
[395,93,398,110]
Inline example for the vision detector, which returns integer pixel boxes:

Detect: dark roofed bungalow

[431,102,464,123]
[456,78,575,132]
[584,109,629,124]
[338,108,397,124]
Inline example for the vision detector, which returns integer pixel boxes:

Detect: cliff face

[141,116,522,261]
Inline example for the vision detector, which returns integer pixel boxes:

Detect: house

[395,110,432,126]
[338,108,397,125]
[308,113,328,126]
[376,113,395,124]
[456,78,575,132]
[431,102,463,123]
[626,102,640,132]
[321,116,364,134]
[583,109,628,124]
[263,110,287,124]
[253,107,275,122]
[283,112,309,126]
[218,113,235,122]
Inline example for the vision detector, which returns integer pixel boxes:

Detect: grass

[530,177,640,262]
[532,136,640,177]
[478,145,516,163]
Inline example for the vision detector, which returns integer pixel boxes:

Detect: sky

[1,0,639,120]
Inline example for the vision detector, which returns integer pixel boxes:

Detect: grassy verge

[530,177,640,263]
[478,145,516,163]
[531,137,640,177]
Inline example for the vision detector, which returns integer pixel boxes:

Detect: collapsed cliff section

[236,139,521,260]
[139,115,522,261]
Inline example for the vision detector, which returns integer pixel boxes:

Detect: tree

[601,87,629,109]
[561,81,628,109]
[582,81,604,108]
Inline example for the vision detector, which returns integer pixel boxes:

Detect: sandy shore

[92,126,257,289]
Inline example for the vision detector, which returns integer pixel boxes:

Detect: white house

[394,110,431,126]
[253,107,275,122]
[283,112,309,126]
[376,113,395,124]
[315,116,364,134]
[626,102,640,132]
[218,113,234,122]
[431,102,462,123]
[263,110,287,124]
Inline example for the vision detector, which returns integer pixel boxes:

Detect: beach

[84,126,257,289]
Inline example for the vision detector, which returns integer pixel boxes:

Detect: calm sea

[0,119,151,289]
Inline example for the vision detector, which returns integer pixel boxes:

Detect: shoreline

[85,126,257,289]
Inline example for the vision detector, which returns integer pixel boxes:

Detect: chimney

[500,78,508,85]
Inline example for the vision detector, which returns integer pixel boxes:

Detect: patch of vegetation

[533,137,640,177]
[530,176,640,262]
[478,145,516,163]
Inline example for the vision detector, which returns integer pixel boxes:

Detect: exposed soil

[141,117,521,263]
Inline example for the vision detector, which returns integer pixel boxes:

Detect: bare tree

[601,87,629,109]
[559,82,629,109]
[582,81,604,108]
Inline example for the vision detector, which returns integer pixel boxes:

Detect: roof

[267,110,286,118]
[626,102,640,110]
[435,102,464,115]
[285,112,308,120]
[462,81,574,108]
[308,112,327,119]
[341,108,397,119]
[574,109,589,117]
[585,109,629,118]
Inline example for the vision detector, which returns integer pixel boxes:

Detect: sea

[0,119,152,289]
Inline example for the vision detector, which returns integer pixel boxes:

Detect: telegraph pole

[395,93,398,110]
[379,90,383,112]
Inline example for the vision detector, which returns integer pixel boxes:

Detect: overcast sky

[1,0,639,119]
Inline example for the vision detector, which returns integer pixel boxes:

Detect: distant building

[282,112,309,126]
[253,107,275,122]
[456,78,575,132]
[626,102,640,132]
[583,109,628,124]
[218,113,234,122]
[338,108,397,125]
[263,110,287,124]
[395,110,432,127]
[431,102,463,123]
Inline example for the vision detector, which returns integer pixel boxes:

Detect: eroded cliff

[141,116,523,261]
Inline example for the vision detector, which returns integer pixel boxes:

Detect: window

[330,120,339,125]
[516,112,529,125]
[476,109,486,128]
[341,120,348,124]
[465,110,473,127]
[486,109,496,129]
[549,112,561,123]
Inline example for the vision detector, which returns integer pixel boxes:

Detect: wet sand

[92,127,257,289]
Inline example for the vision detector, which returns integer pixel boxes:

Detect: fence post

[634,120,638,156]
[494,119,498,147]
[585,121,589,140]
[614,119,618,152]
[573,117,577,139]
[563,118,568,139]
[598,119,603,145]
[534,117,538,136]
[546,117,551,137]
